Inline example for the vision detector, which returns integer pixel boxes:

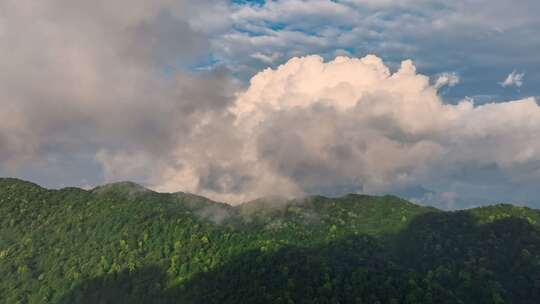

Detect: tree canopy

[1,178,539,303]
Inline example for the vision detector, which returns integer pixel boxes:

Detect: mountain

[1,178,539,303]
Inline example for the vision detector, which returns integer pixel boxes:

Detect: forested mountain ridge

[1,178,539,303]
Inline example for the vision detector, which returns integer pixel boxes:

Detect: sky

[1,0,539,209]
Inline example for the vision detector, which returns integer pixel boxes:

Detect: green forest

[1,178,539,303]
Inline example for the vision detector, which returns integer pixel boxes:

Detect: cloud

[1,1,540,208]
[148,54,540,205]
[251,52,282,64]
[434,72,460,89]
[500,70,525,88]
[0,0,236,186]
[215,0,540,101]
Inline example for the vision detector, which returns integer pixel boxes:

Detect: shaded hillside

[1,178,539,303]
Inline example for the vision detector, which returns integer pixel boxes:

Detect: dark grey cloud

[0,0,237,189]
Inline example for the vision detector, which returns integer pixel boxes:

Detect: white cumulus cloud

[146,55,540,205]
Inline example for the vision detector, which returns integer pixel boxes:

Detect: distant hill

[1,178,539,303]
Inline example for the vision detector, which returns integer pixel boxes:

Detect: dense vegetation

[1,178,540,303]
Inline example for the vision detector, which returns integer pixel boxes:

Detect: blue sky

[1,0,539,208]
[216,0,539,104]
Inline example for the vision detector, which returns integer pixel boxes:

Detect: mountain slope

[0,178,539,303]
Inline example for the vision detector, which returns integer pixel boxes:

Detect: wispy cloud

[500,70,525,88]
[250,52,282,64]
[434,72,460,89]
